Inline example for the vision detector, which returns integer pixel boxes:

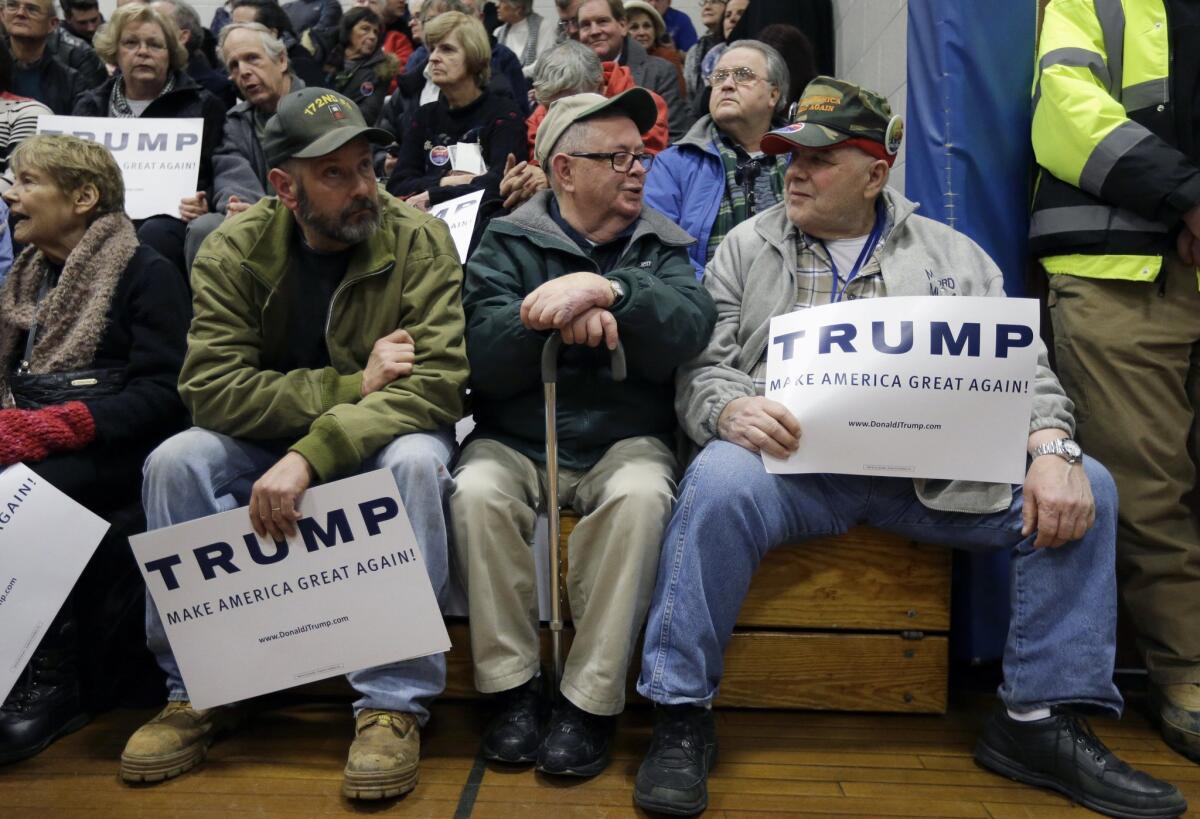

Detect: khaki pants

[450,436,677,715]
[1048,257,1200,683]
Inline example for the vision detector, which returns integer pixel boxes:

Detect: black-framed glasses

[566,151,654,173]
[707,66,762,87]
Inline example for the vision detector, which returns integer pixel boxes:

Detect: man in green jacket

[451,89,716,777]
[1033,0,1200,762]
[119,88,467,799]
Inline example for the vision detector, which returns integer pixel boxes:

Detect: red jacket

[525,61,671,161]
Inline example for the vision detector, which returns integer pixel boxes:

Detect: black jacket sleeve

[84,246,192,446]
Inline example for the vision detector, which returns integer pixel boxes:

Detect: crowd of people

[0,0,1196,817]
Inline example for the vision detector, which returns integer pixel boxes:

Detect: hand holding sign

[249,452,313,541]
[718,396,801,459]
[179,191,208,222]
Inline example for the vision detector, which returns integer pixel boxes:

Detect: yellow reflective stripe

[1041,254,1161,281]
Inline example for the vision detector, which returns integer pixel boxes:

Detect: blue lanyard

[822,206,885,303]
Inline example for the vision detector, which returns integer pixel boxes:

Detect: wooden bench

[438,519,952,714]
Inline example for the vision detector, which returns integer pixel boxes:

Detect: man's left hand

[249,451,313,542]
[521,272,613,331]
[1022,453,1094,548]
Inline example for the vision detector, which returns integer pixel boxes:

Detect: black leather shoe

[535,699,614,777]
[975,707,1187,818]
[481,676,543,764]
[634,705,717,816]
[0,617,89,765]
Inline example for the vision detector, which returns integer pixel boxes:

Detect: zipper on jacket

[325,261,394,344]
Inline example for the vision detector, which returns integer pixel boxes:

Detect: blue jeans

[141,426,456,723]
[636,441,1123,716]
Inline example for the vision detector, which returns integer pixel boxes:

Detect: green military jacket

[181,191,467,481]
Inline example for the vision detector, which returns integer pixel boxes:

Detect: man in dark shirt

[120,88,468,801]
[59,0,101,43]
[2,0,91,114]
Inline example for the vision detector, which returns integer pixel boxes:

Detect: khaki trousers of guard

[1048,255,1200,683]
[450,436,678,715]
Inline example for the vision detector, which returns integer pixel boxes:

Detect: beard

[295,181,382,246]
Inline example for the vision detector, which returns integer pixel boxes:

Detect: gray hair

[501,0,532,14]
[724,39,790,113]
[547,117,595,193]
[533,40,602,107]
[155,0,203,54]
[217,20,287,64]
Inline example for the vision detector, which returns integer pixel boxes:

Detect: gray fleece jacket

[677,187,1075,515]
[210,76,305,213]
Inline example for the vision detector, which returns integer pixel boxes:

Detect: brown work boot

[120,700,239,783]
[342,709,421,800]
[1152,682,1200,763]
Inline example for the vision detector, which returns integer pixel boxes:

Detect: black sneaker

[535,699,614,777]
[481,676,543,764]
[974,707,1187,819]
[634,705,717,816]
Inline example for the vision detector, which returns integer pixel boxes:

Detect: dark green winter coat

[463,190,716,469]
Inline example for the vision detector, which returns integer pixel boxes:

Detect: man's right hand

[362,328,415,396]
[717,396,802,458]
[561,307,618,349]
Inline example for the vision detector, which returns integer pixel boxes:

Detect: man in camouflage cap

[630,77,1186,818]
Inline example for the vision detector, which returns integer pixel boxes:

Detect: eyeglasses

[119,36,169,52]
[557,17,580,32]
[567,151,654,174]
[3,1,48,18]
[707,66,762,87]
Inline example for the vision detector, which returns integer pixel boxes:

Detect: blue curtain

[904,0,1038,661]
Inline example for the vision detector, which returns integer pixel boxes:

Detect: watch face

[1062,440,1082,459]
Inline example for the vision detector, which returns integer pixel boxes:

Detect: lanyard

[822,205,885,303]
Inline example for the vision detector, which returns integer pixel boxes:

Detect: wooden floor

[1,690,1197,818]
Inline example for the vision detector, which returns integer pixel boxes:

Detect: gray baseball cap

[262,87,394,168]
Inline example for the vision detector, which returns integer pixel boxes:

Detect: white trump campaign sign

[36,115,204,221]
[0,465,109,702]
[430,188,484,263]
[129,470,450,709]
[763,296,1040,484]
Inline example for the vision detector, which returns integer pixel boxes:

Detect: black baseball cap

[262,87,394,168]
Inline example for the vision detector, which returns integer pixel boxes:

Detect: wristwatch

[608,278,625,305]
[1031,438,1083,464]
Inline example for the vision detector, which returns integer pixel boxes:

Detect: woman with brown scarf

[0,134,191,767]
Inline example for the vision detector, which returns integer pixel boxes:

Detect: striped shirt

[0,93,52,192]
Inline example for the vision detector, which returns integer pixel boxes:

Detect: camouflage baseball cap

[262,87,394,168]
[761,76,903,160]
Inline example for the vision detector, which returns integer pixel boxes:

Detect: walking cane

[541,333,627,703]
